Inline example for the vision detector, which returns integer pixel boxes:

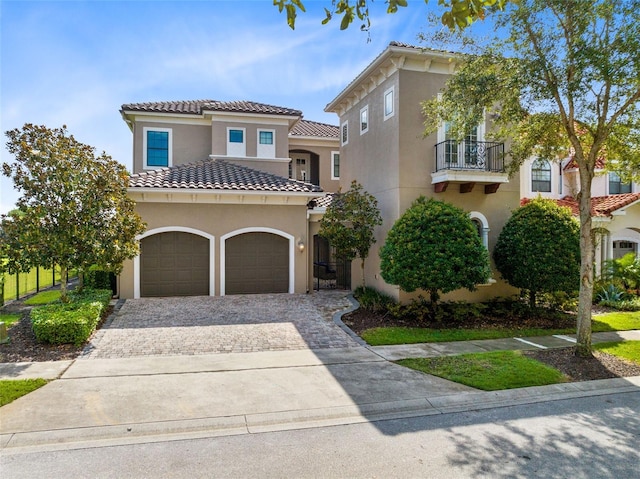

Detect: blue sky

[0,0,482,214]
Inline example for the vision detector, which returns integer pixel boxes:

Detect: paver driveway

[81,291,360,359]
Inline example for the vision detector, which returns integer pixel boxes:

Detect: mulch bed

[0,305,113,363]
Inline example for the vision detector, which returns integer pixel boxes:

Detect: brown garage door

[141,232,209,297]
[225,232,289,294]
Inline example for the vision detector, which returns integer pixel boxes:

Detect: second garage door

[225,232,289,294]
[141,232,210,297]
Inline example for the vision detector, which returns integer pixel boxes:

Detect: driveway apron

[81,292,360,359]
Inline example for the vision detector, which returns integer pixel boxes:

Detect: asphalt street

[2,391,638,479]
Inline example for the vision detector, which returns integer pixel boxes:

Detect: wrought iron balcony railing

[434,140,505,173]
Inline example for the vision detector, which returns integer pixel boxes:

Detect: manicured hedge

[30,288,112,346]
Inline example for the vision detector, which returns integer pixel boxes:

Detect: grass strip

[23,290,62,305]
[592,311,640,332]
[594,340,640,364]
[0,313,22,328]
[0,379,48,407]
[398,351,566,391]
[362,311,640,346]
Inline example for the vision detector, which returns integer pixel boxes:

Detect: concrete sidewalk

[2,332,639,454]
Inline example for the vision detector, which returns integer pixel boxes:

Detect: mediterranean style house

[521,156,640,274]
[117,42,638,300]
[117,100,340,298]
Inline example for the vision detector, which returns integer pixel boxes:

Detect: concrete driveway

[81,291,360,359]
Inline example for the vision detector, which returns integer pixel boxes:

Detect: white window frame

[257,129,275,158]
[341,121,349,146]
[383,86,395,121]
[360,105,369,134]
[331,151,340,180]
[227,127,246,157]
[469,212,490,250]
[143,127,173,170]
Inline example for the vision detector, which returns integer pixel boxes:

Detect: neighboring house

[521,156,640,273]
[324,42,520,302]
[118,100,339,298]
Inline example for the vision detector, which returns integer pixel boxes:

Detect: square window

[259,131,273,145]
[229,129,244,143]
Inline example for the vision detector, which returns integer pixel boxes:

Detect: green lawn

[0,379,48,407]
[0,313,22,328]
[592,311,640,332]
[398,351,566,390]
[23,290,62,305]
[361,311,640,346]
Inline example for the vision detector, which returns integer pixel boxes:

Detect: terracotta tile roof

[521,193,640,217]
[563,156,606,170]
[290,120,339,138]
[121,100,302,117]
[309,193,335,209]
[129,159,322,193]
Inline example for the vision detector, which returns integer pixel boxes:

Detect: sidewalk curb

[2,375,638,455]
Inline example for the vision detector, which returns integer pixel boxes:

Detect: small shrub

[31,302,102,346]
[599,297,640,312]
[84,269,114,291]
[69,288,112,309]
[30,288,111,346]
[596,284,626,303]
[539,290,579,312]
[353,286,396,313]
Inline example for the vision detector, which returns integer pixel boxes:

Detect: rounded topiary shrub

[493,197,580,307]
[379,197,491,304]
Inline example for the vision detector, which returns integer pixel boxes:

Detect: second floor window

[531,159,552,192]
[144,127,172,169]
[384,87,394,120]
[227,127,246,157]
[229,129,244,143]
[259,131,273,144]
[360,106,368,134]
[341,121,348,146]
[609,172,632,194]
[331,151,340,180]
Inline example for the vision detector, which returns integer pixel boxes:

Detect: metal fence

[1,266,70,304]
[434,140,505,172]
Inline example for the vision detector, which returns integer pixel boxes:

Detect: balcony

[432,140,509,194]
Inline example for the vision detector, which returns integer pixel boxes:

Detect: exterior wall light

[298,239,305,252]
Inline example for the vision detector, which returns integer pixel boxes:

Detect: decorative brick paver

[81,292,359,359]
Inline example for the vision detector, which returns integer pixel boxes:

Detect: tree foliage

[493,198,581,308]
[379,197,491,304]
[274,0,511,32]
[422,0,640,355]
[1,124,146,301]
[319,180,382,287]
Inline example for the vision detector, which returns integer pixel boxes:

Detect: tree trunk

[576,166,595,357]
[59,265,69,303]
[361,258,366,288]
[529,290,536,309]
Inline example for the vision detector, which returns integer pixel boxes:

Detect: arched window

[469,212,489,250]
[531,159,552,192]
